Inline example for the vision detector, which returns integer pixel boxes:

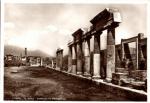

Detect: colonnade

[67,8,121,82]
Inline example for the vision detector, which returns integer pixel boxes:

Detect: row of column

[68,27,116,81]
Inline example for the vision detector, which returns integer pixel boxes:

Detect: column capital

[93,30,102,36]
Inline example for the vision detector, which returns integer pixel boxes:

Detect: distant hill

[4,45,52,58]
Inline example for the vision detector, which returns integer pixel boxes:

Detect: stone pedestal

[92,34,101,79]
[106,28,115,82]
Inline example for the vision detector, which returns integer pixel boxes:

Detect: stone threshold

[48,67,147,101]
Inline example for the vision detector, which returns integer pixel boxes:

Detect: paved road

[4,66,130,101]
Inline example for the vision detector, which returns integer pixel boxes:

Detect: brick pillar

[72,45,77,74]
[92,33,101,79]
[77,42,82,75]
[68,46,72,72]
[106,27,115,82]
[83,38,91,77]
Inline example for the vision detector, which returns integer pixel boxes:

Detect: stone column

[106,27,115,82]
[52,59,54,68]
[72,44,77,74]
[92,33,101,79]
[40,58,43,66]
[84,38,91,77]
[82,39,85,74]
[77,42,82,75]
[60,50,63,71]
[138,33,144,69]
[56,52,59,69]
[68,46,72,72]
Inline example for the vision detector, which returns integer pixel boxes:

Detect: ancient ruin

[65,8,147,88]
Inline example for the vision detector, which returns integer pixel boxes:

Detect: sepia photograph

[4,2,147,101]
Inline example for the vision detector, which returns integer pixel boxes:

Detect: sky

[4,3,147,56]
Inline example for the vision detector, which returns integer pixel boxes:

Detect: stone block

[130,70,147,81]
[115,68,128,73]
[112,73,128,80]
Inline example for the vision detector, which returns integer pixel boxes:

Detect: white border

[3,0,149,4]
[1,0,150,103]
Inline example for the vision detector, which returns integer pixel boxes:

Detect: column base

[104,78,112,83]
[83,72,91,77]
[77,71,82,75]
[67,67,72,73]
[56,67,60,71]
[92,75,101,79]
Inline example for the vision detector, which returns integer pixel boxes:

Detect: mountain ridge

[4,45,52,58]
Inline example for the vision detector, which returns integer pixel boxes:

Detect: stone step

[115,68,128,73]
[112,73,128,80]
[112,72,128,85]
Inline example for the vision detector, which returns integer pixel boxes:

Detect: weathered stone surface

[56,48,63,70]
[130,70,147,81]
[94,34,100,53]
[84,56,91,76]
[112,73,128,80]
[106,27,116,82]
[115,68,128,73]
[83,40,91,76]
[77,59,82,75]
[72,65,77,74]
[107,28,115,45]
[72,46,77,74]
[93,54,101,78]
[112,73,128,85]
[106,45,115,81]
[77,44,82,75]
[68,47,72,73]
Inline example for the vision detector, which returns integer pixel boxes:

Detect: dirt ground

[4,66,130,101]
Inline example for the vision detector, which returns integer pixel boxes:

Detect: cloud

[4,4,147,56]
[46,24,58,32]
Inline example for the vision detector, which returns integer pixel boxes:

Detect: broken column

[106,27,116,82]
[92,32,101,79]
